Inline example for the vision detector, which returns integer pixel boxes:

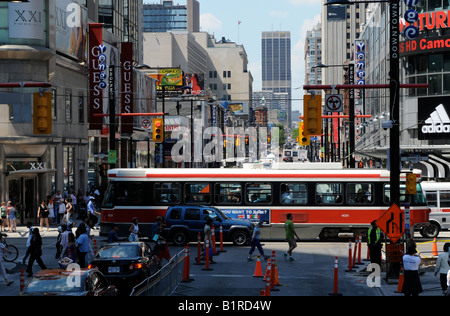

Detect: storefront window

[428,74,442,95]
[429,54,443,73]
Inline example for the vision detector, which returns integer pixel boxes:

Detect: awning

[416,154,450,181]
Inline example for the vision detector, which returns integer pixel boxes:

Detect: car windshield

[96,244,139,259]
[24,275,85,293]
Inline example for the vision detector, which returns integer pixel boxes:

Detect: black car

[88,242,158,295]
[19,269,117,296]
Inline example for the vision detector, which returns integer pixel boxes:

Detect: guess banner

[121,42,134,134]
[89,23,104,130]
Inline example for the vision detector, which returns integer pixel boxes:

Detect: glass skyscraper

[143,0,199,33]
[262,31,292,127]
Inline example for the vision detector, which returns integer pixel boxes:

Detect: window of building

[65,89,72,123]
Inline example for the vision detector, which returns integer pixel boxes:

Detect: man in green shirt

[283,213,300,261]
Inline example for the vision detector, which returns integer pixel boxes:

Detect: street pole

[349,63,355,168]
[389,0,400,207]
[109,64,116,170]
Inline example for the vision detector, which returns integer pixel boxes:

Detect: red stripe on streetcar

[144,173,383,179]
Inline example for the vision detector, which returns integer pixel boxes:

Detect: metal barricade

[130,249,185,296]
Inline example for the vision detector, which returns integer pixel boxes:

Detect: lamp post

[324,0,400,206]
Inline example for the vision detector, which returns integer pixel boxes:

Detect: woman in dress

[38,200,49,232]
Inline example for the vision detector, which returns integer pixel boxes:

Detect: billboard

[9,0,45,40]
[418,96,450,140]
[55,0,88,62]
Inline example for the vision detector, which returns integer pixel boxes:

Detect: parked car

[87,242,158,295]
[164,205,253,246]
[19,269,117,296]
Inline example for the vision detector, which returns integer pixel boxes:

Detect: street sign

[376,203,404,244]
[142,119,151,129]
[325,94,343,112]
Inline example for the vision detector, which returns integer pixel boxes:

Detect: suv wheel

[231,231,248,246]
[172,231,188,246]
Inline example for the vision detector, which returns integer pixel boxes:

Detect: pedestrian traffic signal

[406,173,417,195]
[303,94,322,136]
[33,92,52,135]
[299,122,310,146]
[152,118,164,143]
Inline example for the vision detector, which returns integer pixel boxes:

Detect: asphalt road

[0,225,449,297]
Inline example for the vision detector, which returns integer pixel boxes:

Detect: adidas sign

[422,104,450,134]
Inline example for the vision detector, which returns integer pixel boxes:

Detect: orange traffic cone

[432,238,438,256]
[273,261,280,286]
[253,256,263,277]
[395,268,404,293]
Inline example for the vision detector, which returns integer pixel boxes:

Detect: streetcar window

[185,183,211,204]
[384,184,427,206]
[215,183,242,205]
[102,182,151,207]
[315,183,343,204]
[280,183,307,205]
[440,191,450,207]
[346,183,374,205]
[154,183,181,204]
[246,183,272,205]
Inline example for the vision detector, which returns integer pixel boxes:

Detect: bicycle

[1,234,19,263]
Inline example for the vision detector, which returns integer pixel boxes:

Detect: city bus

[419,181,450,238]
[100,167,430,241]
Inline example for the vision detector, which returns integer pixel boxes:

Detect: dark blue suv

[164,205,252,246]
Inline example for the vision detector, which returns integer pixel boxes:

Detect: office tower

[143,0,199,33]
[262,31,292,127]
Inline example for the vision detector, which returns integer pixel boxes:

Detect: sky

[144,0,323,111]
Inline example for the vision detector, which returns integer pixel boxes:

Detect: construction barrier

[219,225,226,253]
[202,236,213,271]
[130,249,185,296]
[346,240,354,272]
[356,235,363,265]
[212,225,216,255]
[329,257,342,296]
[182,245,193,283]
[395,268,404,293]
[20,269,25,292]
[194,232,202,265]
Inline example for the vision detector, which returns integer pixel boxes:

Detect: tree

[276,124,286,148]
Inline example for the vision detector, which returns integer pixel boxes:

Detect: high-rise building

[305,22,322,87]
[262,31,292,127]
[143,0,199,33]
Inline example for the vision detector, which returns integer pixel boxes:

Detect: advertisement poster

[9,0,45,40]
[221,209,270,224]
[55,0,88,62]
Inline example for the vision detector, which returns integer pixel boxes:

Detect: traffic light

[152,118,164,143]
[303,94,322,136]
[299,122,310,146]
[33,92,52,135]
[406,173,417,195]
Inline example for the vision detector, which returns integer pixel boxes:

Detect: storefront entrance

[7,177,37,225]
